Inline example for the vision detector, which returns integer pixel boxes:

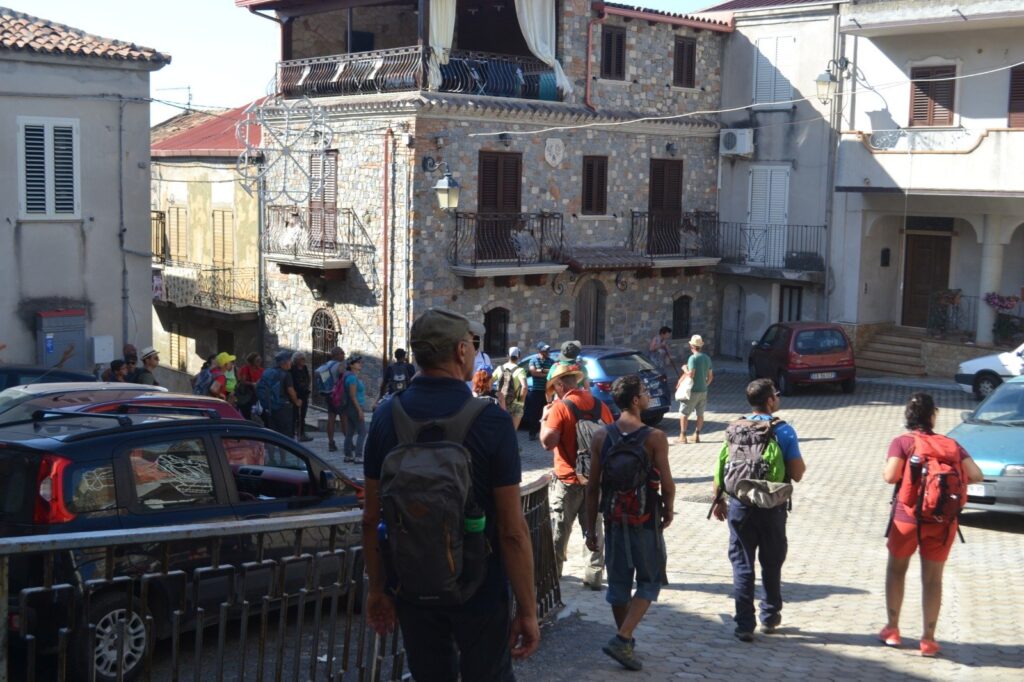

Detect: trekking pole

[883,482,899,538]
[706,488,723,520]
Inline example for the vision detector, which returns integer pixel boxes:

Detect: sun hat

[546,363,584,400]
[689,334,704,348]
[140,346,158,360]
[274,350,292,364]
[215,351,236,367]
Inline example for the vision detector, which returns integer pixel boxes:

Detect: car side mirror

[319,470,344,493]
[961,411,973,423]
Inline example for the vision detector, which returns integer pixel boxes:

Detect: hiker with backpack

[334,356,367,463]
[378,348,416,401]
[709,378,805,642]
[879,392,983,657]
[234,352,263,421]
[492,346,529,429]
[541,362,614,589]
[361,308,540,679]
[257,350,302,438]
[314,347,346,451]
[584,375,674,671]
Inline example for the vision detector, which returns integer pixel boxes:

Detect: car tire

[72,592,148,682]
[777,372,793,397]
[973,372,1001,401]
[841,377,856,394]
[748,360,757,380]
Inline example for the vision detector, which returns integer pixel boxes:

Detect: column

[976,215,1005,346]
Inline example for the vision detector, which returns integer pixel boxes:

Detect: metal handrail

[717,221,826,270]
[263,206,358,264]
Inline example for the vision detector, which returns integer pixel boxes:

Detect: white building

[0,8,168,369]
[703,0,844,357]
[832,0,1024,350]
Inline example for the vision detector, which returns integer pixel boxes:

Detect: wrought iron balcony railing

[449,212,564,268]
[277,46,560,101]
[717,221,826,271]
[158,262,259,315]
[630,211,721,260]
[927,291,978,339]
[263,206,357,267]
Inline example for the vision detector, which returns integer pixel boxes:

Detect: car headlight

[1003,465,1024,477]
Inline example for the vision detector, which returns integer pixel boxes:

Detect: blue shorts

[604,524,667,606]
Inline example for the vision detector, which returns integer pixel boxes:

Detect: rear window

[598,353,656,376]
[0,390,157,425]
[67,462,117,513]
[793,329,849,355]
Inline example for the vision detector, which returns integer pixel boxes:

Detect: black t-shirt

[290,365,311,397]
[364,376,522,610]
[382,362,416,393]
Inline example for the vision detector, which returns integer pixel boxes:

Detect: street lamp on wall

[815,57,850,105]
[422,156,460,212]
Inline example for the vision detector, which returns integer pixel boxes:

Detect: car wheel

[841,377,856,394]
[973,373,1001,401]
[777,372,793,396]
[72,592,148,682]
[748,360,757,380]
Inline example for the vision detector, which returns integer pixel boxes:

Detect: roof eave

[593,2,735,33]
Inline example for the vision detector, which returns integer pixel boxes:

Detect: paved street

[305,372,1023,680]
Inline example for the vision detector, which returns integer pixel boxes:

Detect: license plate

[810,372,836,380]
[967,484,988,497]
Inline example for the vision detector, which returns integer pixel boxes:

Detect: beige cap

[689,334,704,348]
[410,308,485,356]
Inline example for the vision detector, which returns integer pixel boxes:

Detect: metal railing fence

[717,221,826,271]
[263,206,358,265]
[629,211,720,259]
[449,212,564,268]
[927,291,979,339]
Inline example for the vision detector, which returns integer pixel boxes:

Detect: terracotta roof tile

[0,6,169,64]
[699,0,827,12]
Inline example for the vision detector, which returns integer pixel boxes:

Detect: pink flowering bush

[984,292,1021,311]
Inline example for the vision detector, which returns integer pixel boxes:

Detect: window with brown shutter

[601,25,626,80]
[167,207,188,262]
[648,159,684,255]
[673,37,697,88]
[309,150,338,249]
[1009,66,1024,128]
[909,65,956,127]
[582,156,608,215]
[478,151,522,212]
[212,210,234,267]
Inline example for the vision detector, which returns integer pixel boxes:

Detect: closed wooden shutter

[212,210,234,267]
[168,207,188,262]
[1009,66,1024,128]
[478,151,521,212]
[582,156,608,215]
[649,159,684,255]
[601,25,626,80]
[910,66,956,126]
[309,151,338,249]
[748,167,789,267]
[673,38,696,88]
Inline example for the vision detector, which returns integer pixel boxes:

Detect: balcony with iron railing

[715,221,827,281]
[447,212,567,278]
[151,210,167,264]
[629,211,722,267]
[154,262,259,317]
[277,46,560,102]
[263,206,358,275]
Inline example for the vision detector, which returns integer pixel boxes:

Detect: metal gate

[311,308,340,408]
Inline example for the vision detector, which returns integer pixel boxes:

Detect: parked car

[70,392,247,421]
[948,375,1024,515]
[518,346,670,425]
[0,365,96,391]
[954,341,1024,400]
[0,382,167,425]
[748,322,856,395]
[0,410,362,681]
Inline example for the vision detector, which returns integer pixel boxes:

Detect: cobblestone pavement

[304,372,1023,681]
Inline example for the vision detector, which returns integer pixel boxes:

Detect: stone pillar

[976,216,1004,346]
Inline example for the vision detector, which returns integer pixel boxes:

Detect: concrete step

[857,350,927,366]
[869,334,924,349]
[857,358,928,376]
[862,342,922,357]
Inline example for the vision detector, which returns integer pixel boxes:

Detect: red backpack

[897,432,967,525]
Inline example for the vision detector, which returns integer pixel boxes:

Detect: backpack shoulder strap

[562,397,583,420]
[391,395,489,446]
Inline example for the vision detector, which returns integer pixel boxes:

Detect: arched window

[560,309,571,328]
[672,295,692,339]
[311,308,339,407]
[484,307,509,359]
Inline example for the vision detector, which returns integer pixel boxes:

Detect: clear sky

[24,0,712,124]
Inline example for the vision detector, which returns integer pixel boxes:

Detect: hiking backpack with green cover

[712,417,792,510]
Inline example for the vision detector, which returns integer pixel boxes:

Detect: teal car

[948,375,1024,514]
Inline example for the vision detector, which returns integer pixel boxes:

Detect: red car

[78,393,246,420]
[748,322,856,395]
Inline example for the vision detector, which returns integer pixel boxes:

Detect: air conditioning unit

[720,128,754,156]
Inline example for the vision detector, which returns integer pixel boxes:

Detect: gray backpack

[379,397,490,606]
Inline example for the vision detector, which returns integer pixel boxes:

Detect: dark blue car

[519,346,670,425]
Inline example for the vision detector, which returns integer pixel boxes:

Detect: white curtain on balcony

[428,0,457,90]
[514,0,573,95]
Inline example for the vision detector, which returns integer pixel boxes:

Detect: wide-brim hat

[546,363,584,400]
[689,334,704,348]
[140,346,158,360]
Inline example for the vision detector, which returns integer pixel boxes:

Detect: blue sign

[45,334,55,354]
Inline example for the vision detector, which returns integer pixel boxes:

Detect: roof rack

[30,410,132,428]
[113,404,222,419]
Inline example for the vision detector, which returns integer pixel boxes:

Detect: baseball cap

[274,350,292,364]
[215,351,236,367]
[536,342,551,352]
[508,346,522,358]
[560,340,582,360]
[410,308,485,355]
[140,346,158,360]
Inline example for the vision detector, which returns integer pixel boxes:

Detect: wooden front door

[901,234,951,327]
[648,159,684,255]
[575,279,606,346]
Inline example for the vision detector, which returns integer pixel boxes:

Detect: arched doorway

[575,279,606,345]
[311,308,339,408]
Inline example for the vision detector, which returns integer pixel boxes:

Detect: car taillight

[33,454,75,524]
[8,613,20,633]
[594,381,613,393]
[788,352,805,368]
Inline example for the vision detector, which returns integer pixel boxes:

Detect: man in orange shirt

[541,363,614,589]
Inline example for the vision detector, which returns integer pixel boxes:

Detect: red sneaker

[878,625,901,647]
[920,639,941,657]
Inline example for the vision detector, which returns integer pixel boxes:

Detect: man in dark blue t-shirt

[362,308,539,681]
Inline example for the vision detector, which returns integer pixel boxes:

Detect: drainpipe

[822,3,844,321]
[382,128,394,379]
[584,12,606,111]
[117,99,130,349]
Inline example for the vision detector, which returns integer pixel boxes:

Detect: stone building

[237,0,734,402]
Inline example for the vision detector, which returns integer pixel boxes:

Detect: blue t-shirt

[528,356,555,391]
[344,373,365,408]
[748,413,802,462]
[364,376,522,609]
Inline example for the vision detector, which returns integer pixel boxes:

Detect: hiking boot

[761,614,782,634]
[602,635,642,671]
[878,625,901,647]
[328,441,338,452]
[343,455,355,463]
[733,628,754,643]
[919,639,941,657]
[299,434,314,443]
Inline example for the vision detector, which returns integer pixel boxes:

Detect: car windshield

[598,353,656,376]
[793,329,848,355]
[0,388,32,414]
[972,382,1024,424]
[0,389,156,425]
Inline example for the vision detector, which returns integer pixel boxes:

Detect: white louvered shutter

[753,38,776,105]
[23,125,47,214]
[748,167,790,267]
[52,126,76,214]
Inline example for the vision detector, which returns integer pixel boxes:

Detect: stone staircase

[856,327,928,376]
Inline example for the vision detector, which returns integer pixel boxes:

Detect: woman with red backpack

[880,392,983,657]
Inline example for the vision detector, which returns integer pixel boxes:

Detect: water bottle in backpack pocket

[897,432,967,524]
